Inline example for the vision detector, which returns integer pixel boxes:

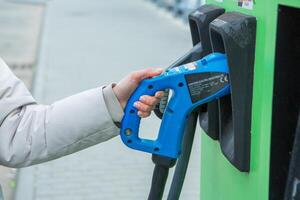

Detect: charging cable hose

[147,111,198,200]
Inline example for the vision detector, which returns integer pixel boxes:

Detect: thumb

[133,68,164,83]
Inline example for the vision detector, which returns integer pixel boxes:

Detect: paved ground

[0,1,44,199]
[15,0,201,199]
[0,0,44,88]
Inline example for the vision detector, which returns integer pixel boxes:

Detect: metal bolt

[125,128,132,136]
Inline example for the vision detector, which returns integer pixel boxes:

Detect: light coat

[0,58,119,167]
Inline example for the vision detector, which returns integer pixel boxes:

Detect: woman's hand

[113,68,164,118]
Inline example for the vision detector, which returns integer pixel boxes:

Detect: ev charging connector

[120,53,230,158]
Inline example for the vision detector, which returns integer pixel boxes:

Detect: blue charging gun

[120,53,230,158]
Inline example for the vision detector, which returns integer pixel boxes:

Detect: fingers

[139,95,159,107]
[134,101,153,112]
[137,111,151,118]
[133,91,164,118]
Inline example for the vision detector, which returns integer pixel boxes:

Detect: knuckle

[130,72,138,81]
[146,97,155,105]
[144,112,151,117]
[139,103,150,112]
[139,111,150,118]
[153,98,160,105]
[151,97,157,105]
[142,96,155,105]
[140,96,148,104]
[144,105,152,112]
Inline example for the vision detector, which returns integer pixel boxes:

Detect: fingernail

[134,102,139,108]
[155,92,162,98]
[137,111,142,117]
[139,96,145,101]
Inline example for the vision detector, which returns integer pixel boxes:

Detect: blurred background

[0,0,204,199]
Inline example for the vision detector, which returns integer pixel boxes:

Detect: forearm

[0,87,120,167]
[0,58,121,167]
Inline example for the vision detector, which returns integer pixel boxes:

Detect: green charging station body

[199,0,300,199]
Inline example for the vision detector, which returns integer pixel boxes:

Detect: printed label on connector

[183,62,197,70]
[185,72,229,103]
[166,62,197,75]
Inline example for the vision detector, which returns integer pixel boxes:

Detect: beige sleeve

[102,83,124,125]
[0,58,119,167]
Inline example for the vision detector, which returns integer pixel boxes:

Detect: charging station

[121,1,300,199]
[200,1,300,200]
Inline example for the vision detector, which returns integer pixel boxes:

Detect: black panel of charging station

[189,5,225,55]
[209,12,256,172]
[188,5,225,140]
[171,4,225,68]
[154,5,225,119]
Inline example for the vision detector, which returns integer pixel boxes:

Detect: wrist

[112,84,126,109]
[102,84,124,124]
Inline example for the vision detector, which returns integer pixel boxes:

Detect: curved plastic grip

[120,73,190,158]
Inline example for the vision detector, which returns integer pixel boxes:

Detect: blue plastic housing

[120,53,230,158]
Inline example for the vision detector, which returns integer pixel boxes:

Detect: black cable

[147,111,198,200]
[167,111,198,200]
[148,155,176,200]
